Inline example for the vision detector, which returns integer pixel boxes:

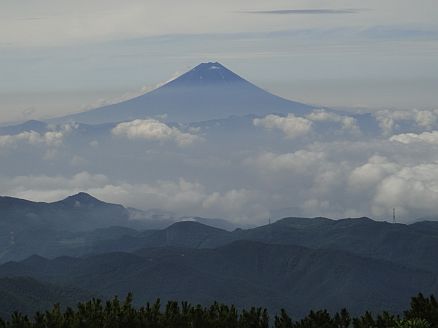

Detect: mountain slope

[232,217,438,274]
[83,217,438,274]
[0,276,91,319]
[52,62,314,124]
[0,120,48,135]
[0,194,241,263]
[0,241,436,316]
[0,193,143,263]
[84,221,232,254]
[0,192,130,233]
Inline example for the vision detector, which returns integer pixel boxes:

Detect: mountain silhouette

[52,62,313,124]
[53,192,109,208]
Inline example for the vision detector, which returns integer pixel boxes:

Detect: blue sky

[1,0,438,123]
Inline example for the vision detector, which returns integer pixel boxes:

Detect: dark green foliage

[376,311,398,328]
[396,318,431,328]
[334,309,351,328]
[274,309,293,328]
[239,307,269,328]
[0,277,91,320]
[295,309,336,328]
[0,293,265,328]
[352,311,376,328]
[405,294,438,327]
[1,293,437,328]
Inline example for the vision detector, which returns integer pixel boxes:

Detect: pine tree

[334,308,351,328]
[405,294,438,327]
[274,309,293,328]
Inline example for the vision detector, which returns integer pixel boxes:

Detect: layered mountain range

[0,193,438,317]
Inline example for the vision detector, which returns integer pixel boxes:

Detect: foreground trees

[0,293,436,328]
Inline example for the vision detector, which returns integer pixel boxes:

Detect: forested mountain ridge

[72,216,438,274]
[0,240,437,316]
[0,277,92,319]
[1,193,438,318]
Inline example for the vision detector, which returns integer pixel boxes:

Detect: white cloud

[104,180,267,223]
[345,155,438,219]
[415,110,437,128]
[0,130,64,148]
[3,172,109,201]
[4,109,438,224]
[112,119,201,146]
[247,150,325,174]
[306,109,359,132]
[348,155,400,192]
[390,131,438,145]
[0,172,268,223]
[242,145,438,221]
[253,114,312,138]
[0,122,78,149]
[202,189,267,221]
[372,163,438,219]
[243,149,354,218]
[374,109,438,134]
[4,140,438,223]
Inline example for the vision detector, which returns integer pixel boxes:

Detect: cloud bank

[2,108,438,224]
[253,114,312,138]
[374,109,438,135]
[390,131,438,145]
[0,123,77,148]
[2,173,267,224]
[112,119,200,146]
[306,109,359,132]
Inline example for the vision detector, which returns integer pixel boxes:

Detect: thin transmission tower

[393,208,396,224]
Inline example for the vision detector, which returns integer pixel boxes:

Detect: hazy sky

[2,1,438,223]
[1,0,438,123]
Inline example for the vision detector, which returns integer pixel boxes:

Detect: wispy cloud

[241,9,360,15]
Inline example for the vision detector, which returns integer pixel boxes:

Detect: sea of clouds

[1,108,438,225]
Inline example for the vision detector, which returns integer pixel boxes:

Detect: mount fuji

[53,62,314,124]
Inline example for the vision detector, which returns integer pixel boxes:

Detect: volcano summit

[54,62,313,124]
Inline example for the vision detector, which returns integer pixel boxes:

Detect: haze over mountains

[1,193,438,317]
[0,192,240,263]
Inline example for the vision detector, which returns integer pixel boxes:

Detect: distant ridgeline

[0,293,436,328]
